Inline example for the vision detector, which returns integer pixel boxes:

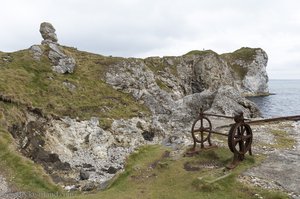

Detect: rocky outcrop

[29,45,43,61]
[209,86,261,118]
[105,50,263,118]
[47,42,76,73]
[36,22,76,73]
[222,48,269,96]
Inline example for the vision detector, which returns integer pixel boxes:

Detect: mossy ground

[54,145,288,199]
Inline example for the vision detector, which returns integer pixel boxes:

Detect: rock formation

[30,22,76,73]
[222,48,269,95]
[105,48,266,118]
[40,22,58,44]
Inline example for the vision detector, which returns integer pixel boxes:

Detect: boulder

[81,182,95,191]
[40,22,58,44]
[79,169,90,180]
[209,86,261,118]
[29,45,43,60]
[52,56,76,74]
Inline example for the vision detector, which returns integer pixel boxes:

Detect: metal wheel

[228,123,252,155]
[191,116,212,148]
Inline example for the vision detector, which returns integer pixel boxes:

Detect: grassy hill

[0,47,150,127]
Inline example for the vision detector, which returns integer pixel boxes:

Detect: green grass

[184,50,217,56]
[224,47,259,62]
[0,129,60,194]
[55,145,288,199]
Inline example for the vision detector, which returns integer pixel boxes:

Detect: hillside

[2,22,297,199]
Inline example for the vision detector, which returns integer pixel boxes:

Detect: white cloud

[1,0,300,79]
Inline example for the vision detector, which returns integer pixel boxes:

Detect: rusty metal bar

[246,115,300,124]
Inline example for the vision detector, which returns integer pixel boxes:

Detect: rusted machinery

[188,109,300,169]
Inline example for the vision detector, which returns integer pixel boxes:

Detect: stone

[63,81,76,91]
[52,57,76,73]
[107,166,118,174]
[79,169,90,180]
[29,45,43,60]
[40,22,58,44]
[81,182,95,192]
[98,180,110,190]
[53,162,71,171]
[209,86,261,118]
[142,131,154,141]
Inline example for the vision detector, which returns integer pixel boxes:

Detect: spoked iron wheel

[228,123,253,155]
[191,116,212,149]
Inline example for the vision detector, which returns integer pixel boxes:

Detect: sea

[247,79,300,118]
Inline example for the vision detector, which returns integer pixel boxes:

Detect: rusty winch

[188,109,300,169]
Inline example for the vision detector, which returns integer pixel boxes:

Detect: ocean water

[247,79,300,118]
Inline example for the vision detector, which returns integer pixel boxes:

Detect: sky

[1,0,300,79]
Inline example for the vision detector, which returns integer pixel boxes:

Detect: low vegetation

[184,49,218,57]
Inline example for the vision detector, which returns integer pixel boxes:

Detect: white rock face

[242,49,269,95]
[222,48,269,95]
[44,117,160,184]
